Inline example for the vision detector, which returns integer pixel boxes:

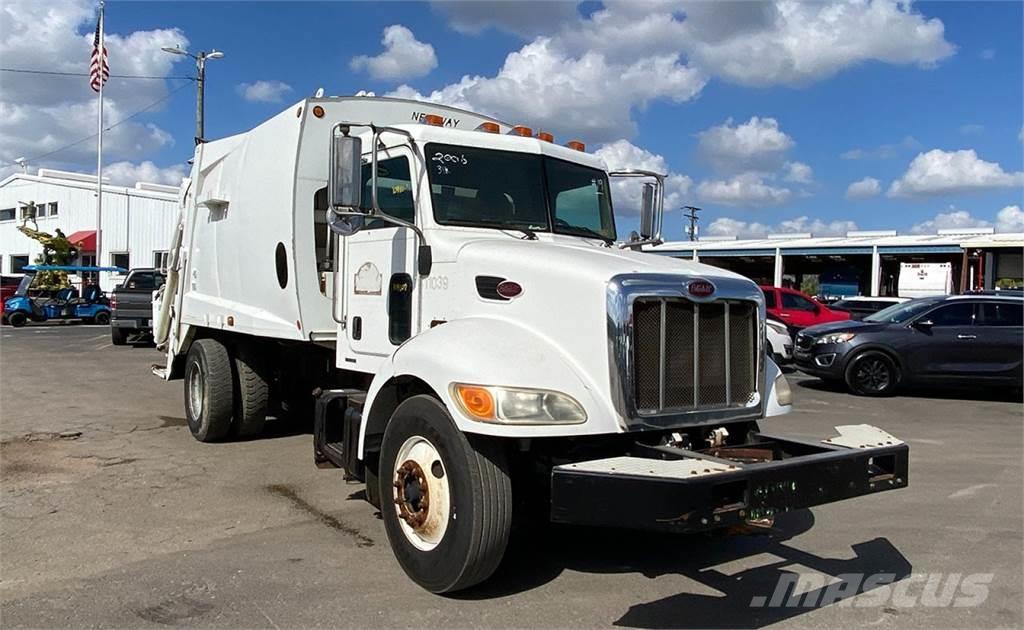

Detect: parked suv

[794,295,1023,396]
[761,285,851,331]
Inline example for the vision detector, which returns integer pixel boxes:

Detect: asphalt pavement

[1,325,1021,628]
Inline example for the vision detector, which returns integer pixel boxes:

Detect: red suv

[760,285,850,330]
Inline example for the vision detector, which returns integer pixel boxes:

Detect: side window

[927,303,975,326]
[361,156,415,227]
[782,292,816,311]
[762,289,776,308]
[977,303,1023,327]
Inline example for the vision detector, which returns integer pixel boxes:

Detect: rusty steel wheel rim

[392,435,450,551]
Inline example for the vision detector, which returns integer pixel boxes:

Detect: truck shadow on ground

[464,511,912,629]
[794,375,1023,403]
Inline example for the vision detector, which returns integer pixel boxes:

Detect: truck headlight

[451,383,587,424]
[774,374,792,407]
[814,332,856,345]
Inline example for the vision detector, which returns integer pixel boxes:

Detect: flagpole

[95,0,104,288]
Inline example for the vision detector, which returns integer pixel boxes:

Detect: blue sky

[3,1,1022,239]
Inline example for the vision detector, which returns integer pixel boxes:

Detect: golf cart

[2,265,123,327]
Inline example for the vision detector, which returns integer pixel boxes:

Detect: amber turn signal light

[454,385,496,420]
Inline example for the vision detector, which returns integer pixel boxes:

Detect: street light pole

[161,46,224,145]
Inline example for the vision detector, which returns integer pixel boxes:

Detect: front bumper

[550,425,908,532]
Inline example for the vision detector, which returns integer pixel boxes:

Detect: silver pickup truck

[110,268,165,345]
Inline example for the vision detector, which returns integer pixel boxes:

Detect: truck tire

[111,327,130,346]
[94,311,110,325]
[184,339,235,442]
[8,311,27,328]
[379,395,512,593]
[231,346,269,437]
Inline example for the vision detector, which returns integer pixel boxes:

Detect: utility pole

[682,206,701,241]
[161,46,224,145]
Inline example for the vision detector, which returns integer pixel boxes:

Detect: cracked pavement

[1,325,1021,628]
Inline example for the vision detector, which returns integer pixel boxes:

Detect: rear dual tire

[184,339,269,442]
[379,395,512,594]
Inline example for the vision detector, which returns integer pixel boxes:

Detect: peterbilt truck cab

[153,96,908,594]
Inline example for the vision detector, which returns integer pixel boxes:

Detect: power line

[1,67,195,81]
[3,81,194,167]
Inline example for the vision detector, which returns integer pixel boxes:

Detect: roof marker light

[423,114,444,126]
[476,122,500,133]
[566,140,585,152]
[509,125,533,137]
[536,131,554,143]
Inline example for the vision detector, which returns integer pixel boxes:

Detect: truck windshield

[426,143,616,242]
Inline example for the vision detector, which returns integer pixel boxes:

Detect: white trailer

[898,262,953,298]
[153,95,908,593]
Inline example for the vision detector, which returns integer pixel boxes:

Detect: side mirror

[639,183,656,239]
[330,134,363,210]
[913,319,934,331]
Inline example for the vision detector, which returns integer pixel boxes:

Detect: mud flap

[550,425,908,533]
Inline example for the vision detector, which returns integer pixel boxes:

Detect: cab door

[338,148,419,363]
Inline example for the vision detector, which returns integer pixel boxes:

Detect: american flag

[89,10,109,92]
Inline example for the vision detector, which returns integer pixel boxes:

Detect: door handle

[957,334,977,340]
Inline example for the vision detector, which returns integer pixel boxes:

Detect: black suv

[794,295,1023,396]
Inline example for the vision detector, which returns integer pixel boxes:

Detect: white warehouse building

[0,169,180,291]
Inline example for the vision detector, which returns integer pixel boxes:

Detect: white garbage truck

[153,95,908,593]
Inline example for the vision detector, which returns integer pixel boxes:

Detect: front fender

[359,317,620,457]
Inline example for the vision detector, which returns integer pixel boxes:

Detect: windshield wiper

[556,225,614,246]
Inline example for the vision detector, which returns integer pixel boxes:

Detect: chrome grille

[632,298,757,414]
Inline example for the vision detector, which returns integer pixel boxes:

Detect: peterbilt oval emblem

[688,279,715,298]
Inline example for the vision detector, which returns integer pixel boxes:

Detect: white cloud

[103,160,187,186]
[706,215,858,238]
[406,1,953,144]
[594,140,691,215]
[676,0,954,86]
[910,205,1024,234]
[909,208,989,234]
[0,0,187,173]
[783,161,813,184]
[996,205,1024,232]
[389,38,705,142]
[237,80,293,103]
[1019,126,1023,143]
[840,135,920,160]
[888,149,1024,197]
[431,1,580,37]
[846,176,882,199]
[350,25,438,81]
[980,48,995,60]
[696,172,791,207]
[959,123,984,135]
[697,117,794,171]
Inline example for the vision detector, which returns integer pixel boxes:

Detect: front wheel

[379,395,512,593]
[7,311,27,327]
[845,351,899,396]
